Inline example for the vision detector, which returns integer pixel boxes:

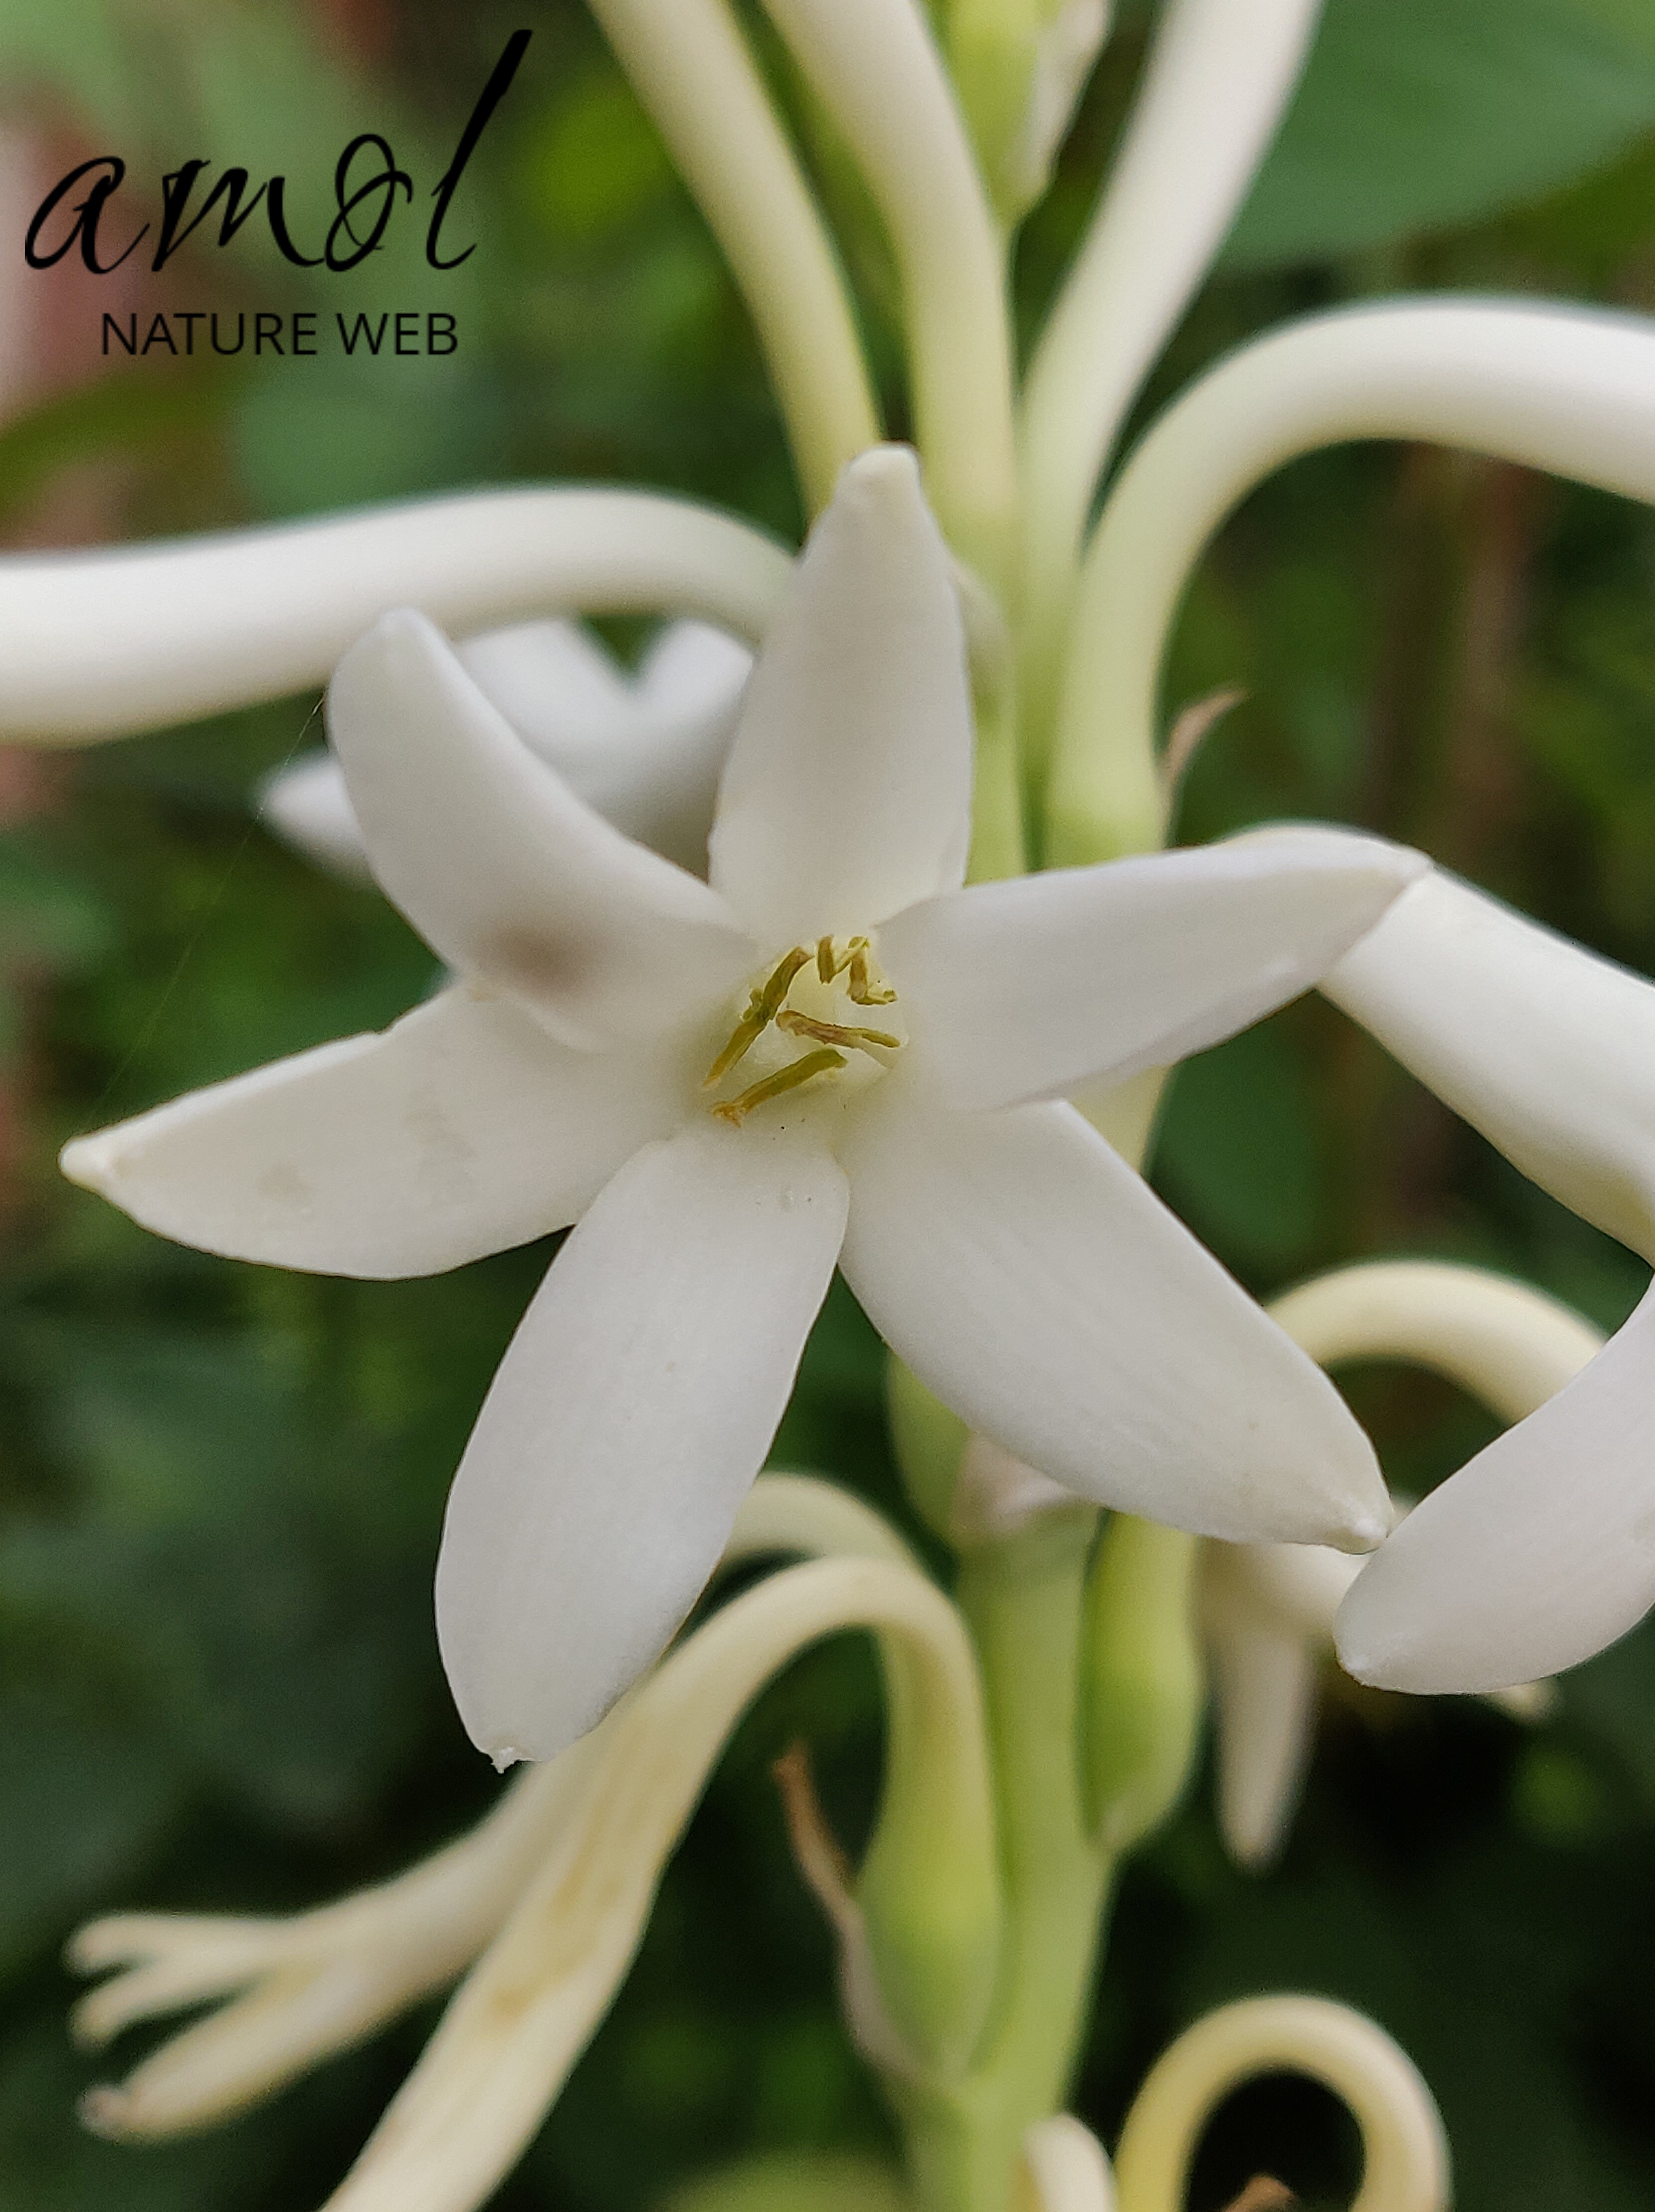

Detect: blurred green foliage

[8,3,1655,2208]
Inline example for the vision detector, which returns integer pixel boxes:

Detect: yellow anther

[702,945,812,1087]
[816,936,838,985]
[711,1047,847,1125]
[776,1009,900,1057]
[846,945,897,1006]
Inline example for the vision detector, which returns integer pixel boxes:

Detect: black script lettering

[426,28,531,270]
[26,156,148,273]
[264,177,323,269]
[293,312,318,356]
[102,313,137,356]
[211,312,245,356]
[337,312,388,356]
[427,312,457,355]
[326,135,412,270]
[153,163,269,268]
[255,311,284,355]
[140,312,178,356]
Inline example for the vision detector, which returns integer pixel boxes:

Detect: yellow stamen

[846,945,897,1005]
[702,945,812,1087]
[776,1008,900,1056]
[816,936,839,985]
[711,1048,847,1125]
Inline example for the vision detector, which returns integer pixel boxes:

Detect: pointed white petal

[838,1076,1389,1547]
[1336,1280,1655,1694]
[0,488,791,744]
[328,611,758,1050]
[1324,870,1655,1262]
[60,987,689,1278]
[457,617,750,875]
[709,448,973,944]
[257,753,374,883]
[1202,1561,1319,1870]
[883,826,1426,1112]
[435,1119,849,1762]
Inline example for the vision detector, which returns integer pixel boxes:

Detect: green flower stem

[891,1509,1115,2212]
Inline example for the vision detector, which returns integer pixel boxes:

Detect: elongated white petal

[1201,1541,1359,1868]
[1324,870,1655,1261]
[461,619,749,873]
[838,1075,1388,1547]
[60,987,688,1278]
[883,825,1425,1112]
[329,612,757,1049]
[1052,301,1655,863]
[709,448,973,944]
[436,1120,849,1763]
[258,753,377,883]
[1336,1279,1655,1694]
[0,489,791,744]
[1022,0,1322,612]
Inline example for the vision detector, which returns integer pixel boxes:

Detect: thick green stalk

[891,1510,1114,2212]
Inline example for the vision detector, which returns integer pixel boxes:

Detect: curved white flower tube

[0,488,792,745]
[1048,299,1655,861]
[1111,1996,1449,2212]
[67,1472,918,2140]
[61,447,1416,1768]
[1022,2112,1117,2211]
[313,1554,992,2212]
[759,0,1019,583]
[1020,0,1323,664]
[584,0,881,510]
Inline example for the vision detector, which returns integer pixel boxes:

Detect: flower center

[701,936,904,1125]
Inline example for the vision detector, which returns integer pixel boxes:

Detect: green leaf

[1224,0,1655,269]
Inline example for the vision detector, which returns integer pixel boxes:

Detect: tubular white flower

[0,488,790,745]
[64,446,1419,1765]
[1048,300,1655,862]
[585,0,880,510]
[1110,1996,1450,2212]
[312,1555,994,2212]
[263,619,753,883]
[944,0,1110,227]
[1021,0,1323,660]
[758,0,1019,583]
[67,1472,916,2140]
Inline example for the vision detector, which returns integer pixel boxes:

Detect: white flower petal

[708,447,973,944]
[838,1075,1389,1547]
[0,488,791,745]
[435,1119,849,1763]
[257,753,375,883]
[1323,870,1655,1262]
[1203,1571,1318,1870]
[328,611,758,1050]
[59,987,688,1279]
[1335,1280,1655,1694]
[883,826,1426,1112]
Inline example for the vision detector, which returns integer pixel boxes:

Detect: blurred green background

[7,2,1655,2205]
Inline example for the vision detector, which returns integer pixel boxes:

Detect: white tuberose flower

[261,617,753,883]
[62,447,1420,1764]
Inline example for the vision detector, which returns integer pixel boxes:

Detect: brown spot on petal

[475,927,599,1010]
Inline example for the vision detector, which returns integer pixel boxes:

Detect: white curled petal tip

[1112,1995,1449,2212]
[1020,2113,1116,2212]
[1324,868,1655,1262]
[883,823,1426,1112]
[709,444,974,945]
[1336,1278,1655,1694]
[436,1119,849,1764]
[328,608,758,1048]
